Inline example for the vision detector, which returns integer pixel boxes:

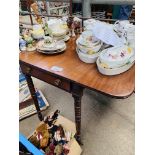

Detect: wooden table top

[19,37,135,98]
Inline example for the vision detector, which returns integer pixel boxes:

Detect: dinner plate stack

[36,36,66,55]
[76,31,103,63]
[96,45,135,75]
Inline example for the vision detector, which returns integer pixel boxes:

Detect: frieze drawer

[20,63,71,92]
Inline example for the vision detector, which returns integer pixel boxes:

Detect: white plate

[96,57,134,75]
[37,40,66,51]
[54,35,70,42]
[37,45,66,55]
[63,35,70,42]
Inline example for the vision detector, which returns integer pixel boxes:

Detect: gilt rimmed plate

[37,45,66,55]
[37,40,66,52]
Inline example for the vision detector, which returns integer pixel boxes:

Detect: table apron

[20,63,71,93]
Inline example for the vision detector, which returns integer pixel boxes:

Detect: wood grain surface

[19,37,135,98]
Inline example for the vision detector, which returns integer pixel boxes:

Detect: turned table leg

[25,74,43,121]
[72,84,84,144]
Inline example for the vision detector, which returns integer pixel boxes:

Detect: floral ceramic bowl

[76,37,102,54]
[52,28,67,37]
[76,47,101,63]
[99,45,134,69]
[48,23,68,37]
[31,25,45,39]
[80,31,101,47]
[96,57,134,75]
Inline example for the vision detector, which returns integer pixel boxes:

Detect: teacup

[43,36,55,48]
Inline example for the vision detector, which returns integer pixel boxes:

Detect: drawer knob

[26,67,31,74]
[54,79,61,86]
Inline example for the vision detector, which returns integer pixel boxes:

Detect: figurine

[31,2,43,24]
[29,132,40,148]
[66,16,73,37]
[37,0,46,14]
[23,32,36,51]
[52,110,60,121]
[42,17,50,36]
[35,123,50,148]
[71,17,82,37]
[21,28,27,36]
[57,125,65,138]
[19,38,26,51]
[66,16,82,37]
[44,110,60,127]
[63,143,70,155]
[45,146,51,155]
[65,131,72,142]
[54,144,63,155]
[54,130,61,142]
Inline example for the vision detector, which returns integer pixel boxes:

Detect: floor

[19,78,135,155]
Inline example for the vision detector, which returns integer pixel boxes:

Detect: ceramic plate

[37,45,66,55]
[54,35,70,42]
[37,40,66,51]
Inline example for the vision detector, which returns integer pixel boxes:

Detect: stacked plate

[96,45,135,75]
[76,31,103,63]
[36,36,66,55]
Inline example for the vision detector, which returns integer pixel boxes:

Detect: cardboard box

[21,113,82,155]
